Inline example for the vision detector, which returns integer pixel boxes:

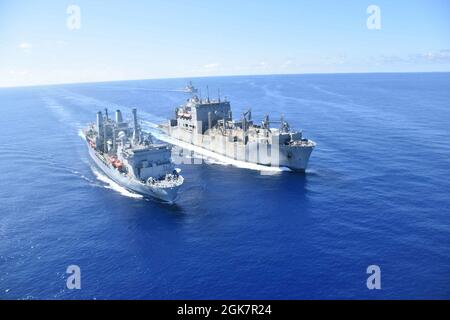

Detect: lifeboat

[113,160,122,168]
[110,158,122,170]
[106,155,123,170]
[108,155,117,163]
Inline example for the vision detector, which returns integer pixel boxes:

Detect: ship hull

[165,126,314,171]
[278,145,315,172]
[86,143,180,203]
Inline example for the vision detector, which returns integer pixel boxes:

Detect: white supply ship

[160,94,315,171]
[83,108,183,203]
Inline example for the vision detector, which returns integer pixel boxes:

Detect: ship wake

[90,165,143,199]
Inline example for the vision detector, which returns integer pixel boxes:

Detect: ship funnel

[262,114,270,130]
[115,109,123,123]
[132,108,139,142]
[96,111,103,132]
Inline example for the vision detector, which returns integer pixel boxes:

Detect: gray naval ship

[161,94,316,171]
[183,81,198,94]
[83,108,183,203]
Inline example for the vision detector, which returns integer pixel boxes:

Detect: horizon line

[2,70,450,90]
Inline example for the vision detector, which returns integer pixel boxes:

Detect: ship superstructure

[83,108,183,202]
[161,95,316,171]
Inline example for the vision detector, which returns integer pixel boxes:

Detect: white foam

[70,169,100,185]
[77,129,85,140]
[42,96,83,131]
[90,166,143,199]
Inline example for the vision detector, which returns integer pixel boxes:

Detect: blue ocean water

[0,73,449,299]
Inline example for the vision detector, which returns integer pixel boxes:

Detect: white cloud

[416,50,450,62]
[18,42,32,49]
[203,63,220,69]
[369,50,450,66]
[9,69,30,76]
[256,61,268,68]
[56,40,69,46]
[281,60,294,69]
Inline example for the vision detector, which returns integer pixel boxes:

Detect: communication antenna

[218,88,221,102]
[206,85,210,102]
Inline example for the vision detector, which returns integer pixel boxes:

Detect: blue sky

[1,0,449,87]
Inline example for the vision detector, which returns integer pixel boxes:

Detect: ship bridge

[176,96,232,134]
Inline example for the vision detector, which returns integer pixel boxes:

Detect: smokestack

[208,112,212,133]
[242,115,247,144]
[115,109,123,123]
[132,108,139,142]
[264,115,270,130]
[96,111,103,133]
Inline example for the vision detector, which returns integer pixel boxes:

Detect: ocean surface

[0,73,449,299]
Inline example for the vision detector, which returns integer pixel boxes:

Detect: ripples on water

[0,73,449,299]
